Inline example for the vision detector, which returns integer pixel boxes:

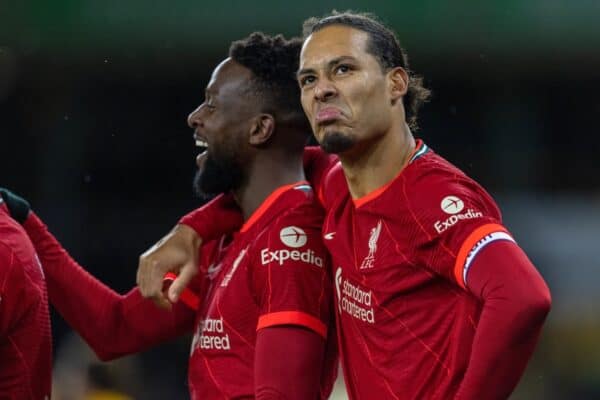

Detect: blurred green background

[2,1,599,399]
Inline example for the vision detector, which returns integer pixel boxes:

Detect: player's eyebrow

[297,56,358,78]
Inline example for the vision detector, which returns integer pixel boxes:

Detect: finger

[137,250,157,292]
[146,260,172,309]
[152,292,172,310]
[139,258,166,299]
[168,262,198,303]
[137,257,154,297]
[136,256,145,287]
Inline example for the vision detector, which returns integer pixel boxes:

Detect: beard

[320,131,355,154]
[193,152,245,200]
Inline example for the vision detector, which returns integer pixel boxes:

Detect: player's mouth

[194,134,209,150]
[315,106,343,125]
[194,134,209,169]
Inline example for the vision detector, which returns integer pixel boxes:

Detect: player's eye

[299,75,316,88]
[334,64,352,75]
[204,100,216,111]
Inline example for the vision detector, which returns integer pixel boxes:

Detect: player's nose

[314,79,337,102]
[187,106,203,129]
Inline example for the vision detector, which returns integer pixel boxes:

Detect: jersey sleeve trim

[454,223,515,288]
[257,311,327,339]
[163,272,201,311]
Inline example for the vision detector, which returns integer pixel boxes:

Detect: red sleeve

[455,241,551,399]
[23,212,196,361]
[0,243,26,338]
[0,211,42,341]
[254,326,326,400]
[303,146,338,206]
[251,206,332,339]
[407,170,507,287]
[179,193,244,241]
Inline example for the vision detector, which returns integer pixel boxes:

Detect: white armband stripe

[463,231,516,285]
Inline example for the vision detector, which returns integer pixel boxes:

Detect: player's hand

[136,224,202,308]
[0,187,31,224]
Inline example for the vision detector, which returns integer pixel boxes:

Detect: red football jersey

[187,182,337,399]
[0,203,52,399]
[320,141,516,399]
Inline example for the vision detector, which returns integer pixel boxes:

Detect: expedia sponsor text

[434,209,483,233]
[260,248,323,267]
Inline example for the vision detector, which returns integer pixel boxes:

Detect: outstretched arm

[136,149,336,306]
[137,194,243,306]
[23,212,195,361]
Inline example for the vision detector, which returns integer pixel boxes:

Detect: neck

[339,123,415,200]
[233,149,305,220]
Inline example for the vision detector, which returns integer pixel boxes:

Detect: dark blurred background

[1,1,599,398]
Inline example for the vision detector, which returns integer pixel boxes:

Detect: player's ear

[248,114,275,146]
[388,67,408,105]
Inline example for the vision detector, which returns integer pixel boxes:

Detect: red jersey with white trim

[187,182,336,399]
[320,141,515,400]
[0,203,52,399]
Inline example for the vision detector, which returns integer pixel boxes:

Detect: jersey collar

[240,181,310,233]
[352,140,429,208]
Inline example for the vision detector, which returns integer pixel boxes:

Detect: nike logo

[324,232,336,240]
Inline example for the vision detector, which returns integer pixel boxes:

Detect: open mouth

[194,133,209,151]
[195,139,208,149]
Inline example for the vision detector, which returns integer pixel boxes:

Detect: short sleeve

[408,171,516,289]
[250,206,331,339]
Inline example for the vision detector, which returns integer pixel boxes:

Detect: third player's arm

[137,193,243,306]
[23,212,195,361]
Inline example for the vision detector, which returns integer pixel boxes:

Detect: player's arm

[22,212,196,361]
[251,207,333,399]
[136,150,336,305]
[303,146,338,206]
[407,175,551,399]
[255,326,325,400]
[137,193,243,307]
[0,243,27,340]
[455,239,551,400]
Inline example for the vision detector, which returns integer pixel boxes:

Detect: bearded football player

[5,32,337,400]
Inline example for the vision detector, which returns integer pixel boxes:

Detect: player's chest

[203,243,256,314]
[190,244,258,354]
[324,201,433,295]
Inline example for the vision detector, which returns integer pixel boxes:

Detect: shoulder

[402,152,501,224]
[249,196,328,269]
[265,202,324,244]
[273,185,327,231]
[0,210,36,266]
[0,240,17,286]
[319,161,347,208]
[0,222,29,292]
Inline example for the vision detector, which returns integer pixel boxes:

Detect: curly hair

[229,32,309,132]
[303,11,431,130]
